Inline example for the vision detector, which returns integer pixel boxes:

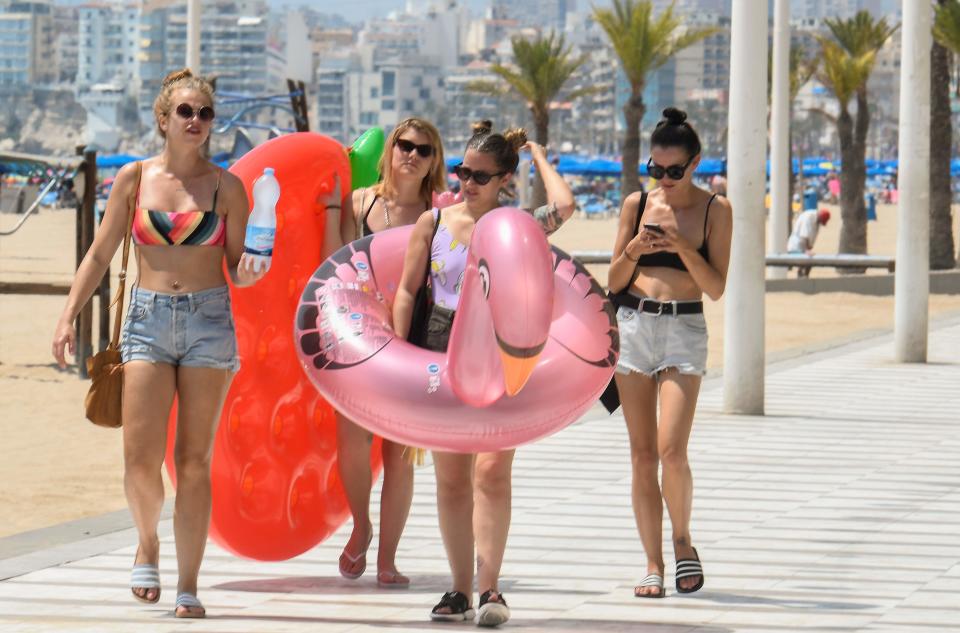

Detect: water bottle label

[244,225,275,256]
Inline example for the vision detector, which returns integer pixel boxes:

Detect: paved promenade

[1,316,959,632]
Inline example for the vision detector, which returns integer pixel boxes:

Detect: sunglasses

[454,164,506,186]
[395,138,433,158]
[174,103,215,123]
[647,155,695,180]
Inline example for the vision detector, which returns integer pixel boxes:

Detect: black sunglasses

[454,164,506,186]
[647,155,695,180]
[175,103,215,122]
[395,138,434,158]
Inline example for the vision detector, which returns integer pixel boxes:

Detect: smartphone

[643,223,665,235]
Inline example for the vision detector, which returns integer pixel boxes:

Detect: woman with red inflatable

[329,117,447,587]
[392,121,575,626]
[50,70,280,617]
[608,108,732,599]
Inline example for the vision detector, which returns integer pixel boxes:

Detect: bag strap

[109,161,142,349]
[623,192,648,291]
[422,208,441,284]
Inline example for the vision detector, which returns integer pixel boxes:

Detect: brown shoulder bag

[84,161,142,428]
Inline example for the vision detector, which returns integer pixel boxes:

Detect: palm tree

[593,0,717,200]
[933,0,960,268]
[469,32,591,206]
[815,11,898,257]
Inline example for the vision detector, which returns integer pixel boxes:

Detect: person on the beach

[392,121,576,626]
[326,117,447,587]
[50,69,326,618]
[787,207,830,277]
[607,108,732,599]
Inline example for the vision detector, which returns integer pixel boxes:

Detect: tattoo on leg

[676,537,689,547]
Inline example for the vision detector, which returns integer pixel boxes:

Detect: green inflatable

[349,127,385,189]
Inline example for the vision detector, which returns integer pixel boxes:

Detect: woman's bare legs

[377,439,414,582]
[433,451,476,608]
[171,365,232,616]
[657,370,702,590]
[122,361,177,603]
[473,449,515,594]
[336,413,373,577]
[616,370,664,596]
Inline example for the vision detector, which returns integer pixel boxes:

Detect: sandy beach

[1,202,959,538]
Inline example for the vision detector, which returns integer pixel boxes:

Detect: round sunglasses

[453,164,506,186]
[646,155,695,180]
[395,138,434,158]
[175,103,215,123]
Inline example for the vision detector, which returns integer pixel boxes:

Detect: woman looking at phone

[607,108,732,599]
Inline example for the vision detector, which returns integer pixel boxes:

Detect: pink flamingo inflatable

[295,207,618,452]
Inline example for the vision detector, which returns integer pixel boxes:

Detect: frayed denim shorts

[120,285,239,372]
[615,300,708,378]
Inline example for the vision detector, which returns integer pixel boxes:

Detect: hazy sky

[270,0,491,23]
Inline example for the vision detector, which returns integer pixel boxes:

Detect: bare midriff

[630,267,704,303]
[133,245,227,293]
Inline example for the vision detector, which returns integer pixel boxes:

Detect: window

[404,99,414,111]
[370,86,379,98]
[382,70,395,96]
[382,99,395,110]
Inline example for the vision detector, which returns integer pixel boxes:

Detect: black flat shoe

[430,590,475,622]
[675,547,705,594]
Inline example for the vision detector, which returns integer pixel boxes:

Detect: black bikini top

[360,191,379,237]
[631,192,716,272]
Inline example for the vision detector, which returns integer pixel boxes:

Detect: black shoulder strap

[210,168,223,213]
[704,193,717,234]
[423,208,441,283]
[632,192,648,237]
[362,190,378,221]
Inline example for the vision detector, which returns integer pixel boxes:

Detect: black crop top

[630,192,716,272]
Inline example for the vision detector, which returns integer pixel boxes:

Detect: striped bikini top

[132,168,226,247]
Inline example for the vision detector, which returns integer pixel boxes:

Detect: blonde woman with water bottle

[50,69,283,618]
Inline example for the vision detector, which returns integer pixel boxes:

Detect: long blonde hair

[153,68,215,140]
[374,118,446,204]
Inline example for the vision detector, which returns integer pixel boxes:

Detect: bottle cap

[263,167,275,176]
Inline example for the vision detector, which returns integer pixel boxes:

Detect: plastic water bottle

[244,167,280,273]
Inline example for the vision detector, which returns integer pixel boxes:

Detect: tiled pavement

[1,316,958,632]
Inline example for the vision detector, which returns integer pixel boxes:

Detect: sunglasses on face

[174,103,215,123]
[453,164,506,186]
[647,155,695,180]
[395,138,433,158]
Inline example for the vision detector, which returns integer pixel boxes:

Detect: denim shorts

[120,285,239,371]
[615,299,708,377]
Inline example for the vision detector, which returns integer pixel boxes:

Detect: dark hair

[650,107,701,158]
[465,119,527,173]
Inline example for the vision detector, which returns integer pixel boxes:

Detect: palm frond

[934,0,960,55]
[592,0,715,89]
[815,36,876,108]
[480,32,586,117]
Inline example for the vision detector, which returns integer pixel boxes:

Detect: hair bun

[502,127,527,152]
[662,107,688,125]
[163,68,194,87]
[472,119,493,136]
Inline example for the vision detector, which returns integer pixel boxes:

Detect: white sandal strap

[130,564,160,588]
[638,573,664,587]
[676,560,703,579]
[176,593,203,609]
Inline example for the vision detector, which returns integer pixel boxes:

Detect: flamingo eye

[478,260,490,299]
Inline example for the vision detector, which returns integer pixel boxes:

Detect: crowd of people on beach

[50,69,732,626]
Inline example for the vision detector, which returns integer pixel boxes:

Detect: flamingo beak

[497,337,546,396]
